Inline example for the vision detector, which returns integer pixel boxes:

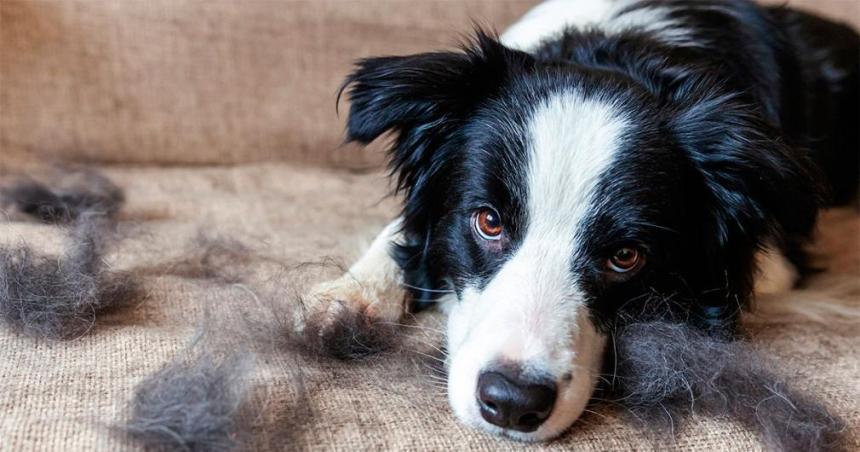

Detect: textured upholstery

[0,1,857,450]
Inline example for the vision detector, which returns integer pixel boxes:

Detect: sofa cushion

[2,0,857,169]
[0,0,533,168]
[1,164,856,450]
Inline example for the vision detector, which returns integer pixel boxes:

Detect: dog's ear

[672,92,822,246]
[670,89,823,327]
[340,31,533,192]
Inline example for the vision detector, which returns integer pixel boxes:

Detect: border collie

[303,0,859,442]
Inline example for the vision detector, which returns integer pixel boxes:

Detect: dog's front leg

[300,218,407,337]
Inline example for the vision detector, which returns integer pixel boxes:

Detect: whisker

[399,334,448,351]
[416,341,448,356]
[411,350,448,364]
[423,373,448,382]
[378,321,446,335]
[420,361,447,376]
[581,408,610,420]
[400,283,456,294]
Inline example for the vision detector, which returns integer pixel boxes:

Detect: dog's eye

[474,208,502,241]
[607,247,642,273]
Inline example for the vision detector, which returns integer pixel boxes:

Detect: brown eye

[474,208,502,241]
[607,247,642,273]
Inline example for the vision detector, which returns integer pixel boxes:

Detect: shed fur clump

[0,213,142,339]
[250,261,403,361]
[125,346,253,452]
[608,321,848,452]
[1,169,124,223]
[143,233,257,284]
[195,256,404,361]
[300,302,400,360]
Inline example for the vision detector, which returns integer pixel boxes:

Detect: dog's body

[304,0,859,442]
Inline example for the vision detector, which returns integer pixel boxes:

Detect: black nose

[476,369,557,432]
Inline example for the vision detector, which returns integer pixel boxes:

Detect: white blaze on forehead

[456,90,627,350]
[443,90,625,440]
[526,90,627,253]
[460,89,627,360]
[501,0,695,51]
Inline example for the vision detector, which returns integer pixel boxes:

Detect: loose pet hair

[121,250,401,451]
[124,344,253,452]
[0,212,142,339]
[303,0,859,445]
[1,169,125,223]
[608,321,847,452]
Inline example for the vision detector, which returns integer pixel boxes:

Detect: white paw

[754,247,799,296]
[302,275,402,327]
[295,275,405,359]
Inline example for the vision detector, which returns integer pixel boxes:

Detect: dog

[302,0,859,442]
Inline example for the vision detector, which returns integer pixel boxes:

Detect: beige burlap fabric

[1,0,859,450]
[0,164,857,451]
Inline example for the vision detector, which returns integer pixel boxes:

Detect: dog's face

[343,34,817,441]
[436,86,686,440]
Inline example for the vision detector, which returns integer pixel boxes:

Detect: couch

[1,1,858,450]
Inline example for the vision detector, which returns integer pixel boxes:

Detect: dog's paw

[754,247,799,295]
[298,276,402,359]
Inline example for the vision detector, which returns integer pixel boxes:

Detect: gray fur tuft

[1,170,124,223]
[125,347,253,452]
[610,321,849,451]
[0,213,142,339]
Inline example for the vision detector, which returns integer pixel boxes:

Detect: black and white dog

[304,0,859,441]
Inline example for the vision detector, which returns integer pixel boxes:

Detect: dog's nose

[476,369,557,432]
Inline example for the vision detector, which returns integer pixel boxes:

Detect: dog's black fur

[342,1,858,338]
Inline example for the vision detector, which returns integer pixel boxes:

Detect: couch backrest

[0,0,534,168]
[1,0,856,169]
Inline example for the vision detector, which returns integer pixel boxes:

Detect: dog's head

[341,33,819,441]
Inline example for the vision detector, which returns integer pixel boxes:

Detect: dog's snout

[476,369,557,432]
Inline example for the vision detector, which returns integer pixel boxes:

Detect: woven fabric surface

[0,164,857,451]
[1,0,859,450]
